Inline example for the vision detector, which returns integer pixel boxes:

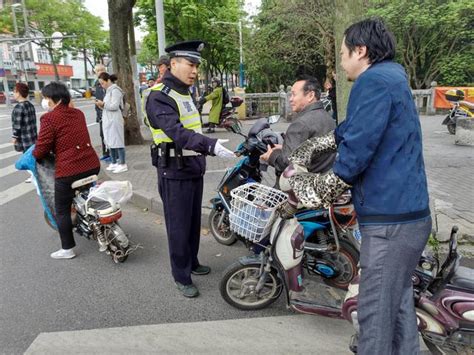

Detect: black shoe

[175,282,199,298]
[191,265,211,275]
[205,128,215,133]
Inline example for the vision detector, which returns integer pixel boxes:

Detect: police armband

[288,170,351,209]
[288,131,337,167]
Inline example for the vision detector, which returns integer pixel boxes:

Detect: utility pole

[211,20,245,88]
[155,0,166,56]
[11,5,28,82]
[82,34,89,89]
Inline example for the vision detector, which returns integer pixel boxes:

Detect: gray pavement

[19,114,460,355]
[107,114,474,252]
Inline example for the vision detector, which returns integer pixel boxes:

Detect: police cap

[165,40,205,64]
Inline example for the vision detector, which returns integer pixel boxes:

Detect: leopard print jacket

[288,170,351,209]
[288,131,337,168]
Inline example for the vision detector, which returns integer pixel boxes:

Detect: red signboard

[35,63,73,77]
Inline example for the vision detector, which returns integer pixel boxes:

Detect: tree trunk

[47,46,60,81]
[107,0,143,145]
[334,0,367,122]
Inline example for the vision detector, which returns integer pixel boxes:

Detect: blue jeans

[110,148,126,164]
[357,217,431,355]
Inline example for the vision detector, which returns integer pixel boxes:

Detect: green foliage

[368,0,474,88]
[135,0,243,79]
[246,0,335,92]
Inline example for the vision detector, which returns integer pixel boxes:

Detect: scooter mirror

[267,115,281,124]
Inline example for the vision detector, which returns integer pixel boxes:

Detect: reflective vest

[142,83,202,144]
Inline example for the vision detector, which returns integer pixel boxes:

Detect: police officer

[144,40,235,298]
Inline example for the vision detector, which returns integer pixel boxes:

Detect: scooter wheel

[219,261,282,310]
[321,239,359,290]
[447,122,456,135]
[209,209,237,245]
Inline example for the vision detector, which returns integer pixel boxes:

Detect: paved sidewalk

[100,115,474,254]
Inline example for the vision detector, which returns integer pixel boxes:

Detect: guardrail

[242,82,439,119]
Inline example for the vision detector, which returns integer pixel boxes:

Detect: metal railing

[241,82,439,120]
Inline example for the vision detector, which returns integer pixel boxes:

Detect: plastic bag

[87,180,133,205]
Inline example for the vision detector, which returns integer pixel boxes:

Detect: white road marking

[0,164,17,178]
[0,142,13,149]
[0,182,35,206]
[0,150,20,160]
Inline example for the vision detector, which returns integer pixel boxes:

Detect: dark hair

[41,82,70,106]
[158,55,170,66]
[98,72,118,83]
[15,82,29,98]
[296,75,321,100]
[344,18,396,64]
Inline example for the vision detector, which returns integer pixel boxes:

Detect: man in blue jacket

[286,19,431,354]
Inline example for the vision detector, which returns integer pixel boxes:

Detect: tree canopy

[135,0,244,84]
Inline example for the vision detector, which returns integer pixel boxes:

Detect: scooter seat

[71,175,98,189]
[450,266,474,290]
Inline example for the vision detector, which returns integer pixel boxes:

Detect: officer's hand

[214,139,235,158]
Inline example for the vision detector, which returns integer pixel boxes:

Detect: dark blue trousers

[158,174,203,285]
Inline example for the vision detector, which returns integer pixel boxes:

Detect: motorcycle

[208,116,283,245]
[219,183,360,314]
[43,176,134,263]
[198,93,244,131]
[442,89,474,135]
[342,226,474,354]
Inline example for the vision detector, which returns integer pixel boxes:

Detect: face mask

[41,98,50,111]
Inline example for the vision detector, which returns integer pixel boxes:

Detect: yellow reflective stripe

[180,115,201,124]
[186,122,202,130]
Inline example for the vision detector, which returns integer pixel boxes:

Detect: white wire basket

[229,183,288,242]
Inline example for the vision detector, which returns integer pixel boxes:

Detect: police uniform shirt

[146,70,218,179]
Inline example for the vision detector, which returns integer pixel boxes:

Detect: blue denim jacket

[333,61,430,225]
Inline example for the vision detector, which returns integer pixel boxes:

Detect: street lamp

[211,20,244,88]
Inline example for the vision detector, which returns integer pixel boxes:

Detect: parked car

[0,91,17,104]
[68,89,82,99]
[71,88,85,97]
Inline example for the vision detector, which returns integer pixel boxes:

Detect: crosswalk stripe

[0,150,20,160]
[0,142,13,149]
[0,165,17,178]
[0,182,35,206]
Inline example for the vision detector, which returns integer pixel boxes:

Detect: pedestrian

[327,71,338,123]
[11,82,37,183]
[260,75,336,182]
[155,55,170,84]
[285,18,431,354]
[144,40,235,298]
[93,64,109,161]
[96,73,128,173]
[200,77,223,133]
[33,82,100,259]
[147,78,156,88]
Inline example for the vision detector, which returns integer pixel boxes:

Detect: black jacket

[268,101,336,174]
[145,71,217,179]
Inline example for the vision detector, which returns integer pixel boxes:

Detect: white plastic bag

[88,180,133,205]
